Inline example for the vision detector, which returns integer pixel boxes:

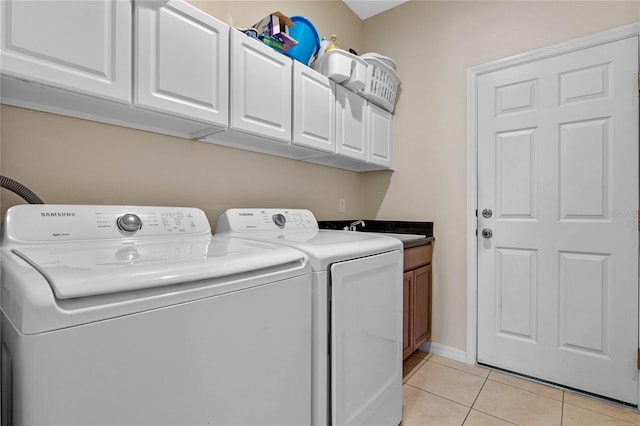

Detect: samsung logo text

[41,212,76,217]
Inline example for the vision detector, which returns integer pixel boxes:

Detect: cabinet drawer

[404,243,432,271]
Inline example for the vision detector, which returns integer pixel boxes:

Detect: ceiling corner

[342,0,409,20]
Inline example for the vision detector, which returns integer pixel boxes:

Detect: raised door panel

[0,0,131,103]
[292,61,335,153]
[135,0,228,127]
[230,29,291,142]
[402,271,413,360]
[367,103,394,169]
[412,265,432,348]
[335,85,367,162]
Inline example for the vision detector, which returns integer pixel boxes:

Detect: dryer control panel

[216,208,318,233]
[3,205,212,244]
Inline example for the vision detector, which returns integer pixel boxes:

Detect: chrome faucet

[347,220,366,231]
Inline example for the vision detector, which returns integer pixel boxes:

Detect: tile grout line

[470,375,488,406]
[403,357,428,383]
[562,400,640,425]
[485,376,564,404]
[473,377,560,426]
[465,376,520,426]
[460,375,488,425]
[404,383,480,411]
[428,357,491,379]
[402,352,434,384]
[470,408,520,426]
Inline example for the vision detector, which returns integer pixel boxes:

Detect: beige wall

[362,1,640,350]
[1,1,639,354]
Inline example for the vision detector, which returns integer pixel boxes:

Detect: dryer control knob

[117,213,142,233]
[272,213,286,228]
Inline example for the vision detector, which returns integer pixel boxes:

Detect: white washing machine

[216,208,403,426]
[0,204,312,426]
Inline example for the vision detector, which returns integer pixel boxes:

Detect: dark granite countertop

[318,220,434,248]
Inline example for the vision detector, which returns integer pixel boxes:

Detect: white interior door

[477,36,639,404]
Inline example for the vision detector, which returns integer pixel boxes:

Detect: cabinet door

[412,264,432,348]
[135,0,229,127]
[0,0,131,103]
[335,84,368,162]
[230,29,292,142]
[402,271,414,360]
[292,61,335,153]
[367,103,395,169]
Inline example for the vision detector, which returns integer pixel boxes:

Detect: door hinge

[637,348,640,369]
[637,71,640,91]
[638,210,640,231]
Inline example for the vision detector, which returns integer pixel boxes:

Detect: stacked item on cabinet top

[359,52,401,113]
[312,49,368,92]
[312,47,401,113]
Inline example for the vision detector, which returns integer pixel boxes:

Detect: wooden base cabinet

[403,243,433,360]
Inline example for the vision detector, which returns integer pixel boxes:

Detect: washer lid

[12,236,306,299]
[224,229,402,270]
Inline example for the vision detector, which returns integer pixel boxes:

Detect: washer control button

[272,213,286,228]
[117,213,143,233]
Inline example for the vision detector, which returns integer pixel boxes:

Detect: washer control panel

[3,205,212,244]
[216,209,318,233]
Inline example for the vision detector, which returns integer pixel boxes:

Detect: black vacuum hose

[0,176,44,204]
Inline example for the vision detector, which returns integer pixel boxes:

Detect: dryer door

[331,250,402,426]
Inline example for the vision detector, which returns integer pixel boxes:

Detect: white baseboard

[420,342,468,364]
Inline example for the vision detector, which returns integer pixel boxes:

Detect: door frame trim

[466,21,640,396]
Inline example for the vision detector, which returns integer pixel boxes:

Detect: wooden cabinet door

[135,0,228,127]
[367,102,394,169]
[292,61,335,153]
[402,271,413,360]
[413,264,432,348]
[229,29,292,142]
[335,84,368,162]
[0,0,131,102]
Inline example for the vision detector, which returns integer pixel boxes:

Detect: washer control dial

[272,213,286,228]
[117,213,143,233]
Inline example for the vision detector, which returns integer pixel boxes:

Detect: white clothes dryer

[1,205,312,426]
[216,208,403,426]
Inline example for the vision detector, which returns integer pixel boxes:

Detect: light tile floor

[402,351,640,425]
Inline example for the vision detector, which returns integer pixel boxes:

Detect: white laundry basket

[361,56,401,113]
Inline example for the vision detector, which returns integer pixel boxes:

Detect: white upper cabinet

[135,0,228,128]
[229,29,291,142]
[292,61,335,153]
[0,0,395,171]
[0,0,131,103]
[335,84,367,162]
[367,103,395,169]
[305,88,395,171]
